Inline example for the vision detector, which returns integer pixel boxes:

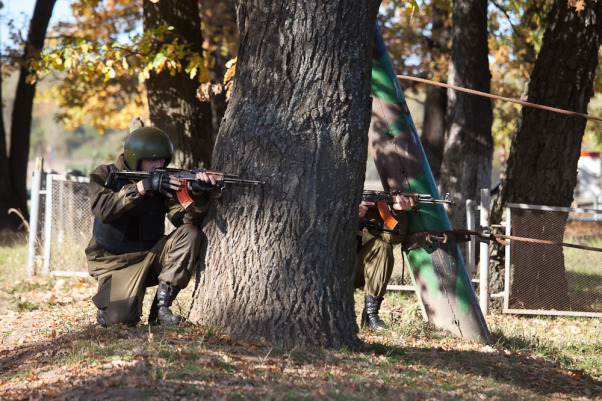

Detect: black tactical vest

[93,167,167,255]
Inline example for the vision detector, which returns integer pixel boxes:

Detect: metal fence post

[466,199,477,276]
[27,157,44,278]
[43,174,54,275]
[479,188,490,316]
[504,206,511,312]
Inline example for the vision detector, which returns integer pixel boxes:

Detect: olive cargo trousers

[354,236,394,297]
[86,223,202,325]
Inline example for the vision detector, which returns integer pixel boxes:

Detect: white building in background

[574,152,602,208]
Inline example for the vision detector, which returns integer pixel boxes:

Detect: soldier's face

[140,159,165,172]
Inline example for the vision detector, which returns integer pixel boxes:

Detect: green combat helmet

[124,127,174,170]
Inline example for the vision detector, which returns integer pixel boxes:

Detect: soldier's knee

[173,223,202,244]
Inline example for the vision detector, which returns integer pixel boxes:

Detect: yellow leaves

[197,64,210,83]
[196,83,224,102]
[223,57,237,100]
[48,74,148,133]
[186,53,208,82]
[105,67,116,80]
[492,45,510,67]
[567,0,588,11]
[404,0,419,16]
[138,67,151,83]
[151,52,167,71]
[29,11,212,132]
[575,1,587,12]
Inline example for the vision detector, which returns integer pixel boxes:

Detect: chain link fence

[28,173,94,277]
[29,173,602,317]
[505,204,602,316]
[46,174,93,275]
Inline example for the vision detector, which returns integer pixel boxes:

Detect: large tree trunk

[490,0,602,309]
[439,0,493,230]
[420,1,450,182]
[188,0,380,349]
[143,0,214,168]
[0,0,56,232]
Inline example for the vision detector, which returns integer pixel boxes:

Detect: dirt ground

[1,277,602,400]
[0,278,192,400]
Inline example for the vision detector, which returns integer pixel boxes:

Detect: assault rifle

[362,189,453,205]
[105,168,264,208]
[361,189,452,232]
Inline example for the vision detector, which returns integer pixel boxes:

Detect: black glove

[191,179,216,192]
[141,171,172,196]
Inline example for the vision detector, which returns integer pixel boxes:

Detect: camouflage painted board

[369,24,490,343]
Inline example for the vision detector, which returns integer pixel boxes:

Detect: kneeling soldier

[86,126,217,327]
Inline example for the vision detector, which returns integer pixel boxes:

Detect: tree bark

[0,0,56,232]
[490,0,602,309]
[439,0,493,231]
[143,0,214,168]
[421,2,450,182]
[188,0,380,349]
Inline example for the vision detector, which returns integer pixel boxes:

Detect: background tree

[199,0,238,136]
[143,0,214,168]
[379,0,451,180]
[34,0,222,167]
[419,0,451,181]
[42,0,145,133]
[188,0,381,348]
[488,0,551,157]
[0,0,56,231]
[1,0,239,233]
[439,0,493,230]
[490,0,602,308]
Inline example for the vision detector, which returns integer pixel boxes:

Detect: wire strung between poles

[397,75,602,123]
[402,228,602,253]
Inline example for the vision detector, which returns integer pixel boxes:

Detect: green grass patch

[0,239,29,288]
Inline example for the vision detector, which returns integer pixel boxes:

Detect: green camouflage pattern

[368,24,490,342]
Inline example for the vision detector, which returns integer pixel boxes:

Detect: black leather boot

[148,282,182,325]
[361,295,387,329]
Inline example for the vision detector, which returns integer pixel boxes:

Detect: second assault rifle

[361,189,453,233]
[105,167,264,208]
[362,189,453,205]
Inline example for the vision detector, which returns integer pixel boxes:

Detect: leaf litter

[0,278,600,400]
